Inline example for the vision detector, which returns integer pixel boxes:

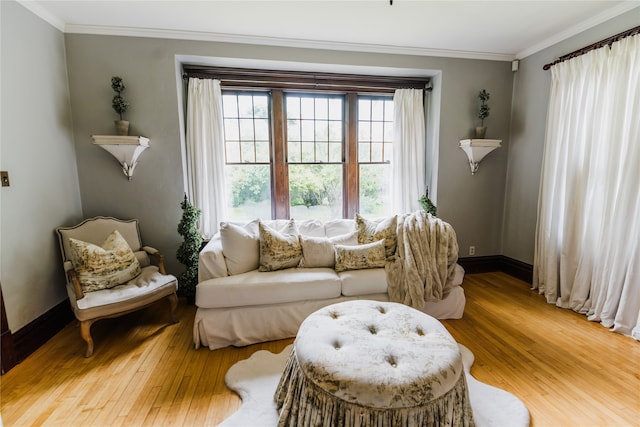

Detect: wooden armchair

[56,216,178,357]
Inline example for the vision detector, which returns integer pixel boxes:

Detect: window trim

[194,66,429,219]
[183,65,430,94]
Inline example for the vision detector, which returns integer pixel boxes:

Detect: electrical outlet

[469,246,475,256]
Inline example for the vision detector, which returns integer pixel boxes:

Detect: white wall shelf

[459,139,502,175]
[92,135,150,180]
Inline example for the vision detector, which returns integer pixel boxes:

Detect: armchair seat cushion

[71,265,177,312]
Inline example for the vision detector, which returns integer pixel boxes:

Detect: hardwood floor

[1,272,638,426]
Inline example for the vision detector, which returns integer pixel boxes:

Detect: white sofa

[194,217,466,350]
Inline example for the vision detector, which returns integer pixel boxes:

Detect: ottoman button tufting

[274,300,474,426]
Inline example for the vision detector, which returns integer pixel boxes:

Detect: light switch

[1,171,10,187]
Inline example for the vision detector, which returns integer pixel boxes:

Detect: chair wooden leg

[168,292,179,324]
[80,320,94,357]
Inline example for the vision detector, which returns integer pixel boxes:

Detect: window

[186,66,429,220]
[357,96,394,217]
[286,94,344,220]
[222,92,272,220]
[221,91,397,220]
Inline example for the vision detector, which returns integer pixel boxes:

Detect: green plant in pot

[111,76,130,135]
[177,195,202,304]
[476,89,490,139]
[419,189,437,216]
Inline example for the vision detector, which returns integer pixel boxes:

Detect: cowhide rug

[220,344,530,427]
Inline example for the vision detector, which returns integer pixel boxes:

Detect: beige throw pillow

[258,219,302,271]
[220,220,260,275]
[298,231,358,268]
[355,213,398,258]
[69,229,142,292]
[334,240,387,272]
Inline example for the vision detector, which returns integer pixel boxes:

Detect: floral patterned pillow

[355,213,398,258]
[258,219,302,271]
[69,229,141,292]
[334,240,387,272]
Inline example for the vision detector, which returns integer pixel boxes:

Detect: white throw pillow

[219,220,260,275]
[258,219,302,272]
[334,240,387,272]
[299,231,358,268]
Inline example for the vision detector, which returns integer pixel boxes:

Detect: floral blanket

[385,210,459,308]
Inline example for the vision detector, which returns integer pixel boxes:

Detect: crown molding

[63,24,515,62]
[17,0,65,31]
[516,2,640,59]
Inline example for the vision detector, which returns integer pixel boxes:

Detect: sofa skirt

[193,287,465,350]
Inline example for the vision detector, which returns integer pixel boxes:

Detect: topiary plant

[176,194,202,304]
[111,76,129,121]
[478,89,490,127]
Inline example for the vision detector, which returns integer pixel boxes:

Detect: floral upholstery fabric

[275,300,474,427]
[355,213,398,258]
[334,240,387,272]
[69,229,142,293]
[258,219,303,272]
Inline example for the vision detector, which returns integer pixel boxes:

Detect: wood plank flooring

[1,272,638,426]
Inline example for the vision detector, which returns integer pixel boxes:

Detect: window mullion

[345,92,359,218]
[271,89,289,219]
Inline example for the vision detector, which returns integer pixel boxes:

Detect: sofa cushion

[69,229,141,293]
[258,219,303,271]
[324,219,356,238]
[195,268,342,308]
[220,220,260,275]
[355,213,398,258]
[339,268,388,296]
[334,240,387,272]
[299,231,358,268]
[296,219,326,237]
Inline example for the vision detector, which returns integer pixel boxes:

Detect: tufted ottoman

[274,300,474,427]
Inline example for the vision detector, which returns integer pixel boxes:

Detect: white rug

[220,344,530,427]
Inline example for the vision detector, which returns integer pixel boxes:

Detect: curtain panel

[185,78,227,239]
[392,89,426,214]
[534,34,640,339]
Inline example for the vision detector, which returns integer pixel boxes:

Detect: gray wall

[14,2,633,332]
[502,8,640,264]
[64,35,514,273]
[1,2,82,331]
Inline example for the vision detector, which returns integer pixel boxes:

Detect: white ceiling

[19,0,640,61]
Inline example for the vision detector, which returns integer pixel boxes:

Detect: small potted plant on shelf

[111,76,130,135]
[476,89,490,139]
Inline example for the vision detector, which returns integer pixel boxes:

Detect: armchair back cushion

[58,217,149,270]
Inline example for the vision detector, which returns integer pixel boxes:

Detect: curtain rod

[182,65,431,92]
[543,25,640,70]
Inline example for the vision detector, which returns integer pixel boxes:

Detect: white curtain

[534,34,640,340]
[186,78,227,239]
[392,89,426,214]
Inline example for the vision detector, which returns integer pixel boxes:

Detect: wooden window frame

[186,66,430,219]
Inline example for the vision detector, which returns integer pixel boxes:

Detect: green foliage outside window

[289,165,340,208]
